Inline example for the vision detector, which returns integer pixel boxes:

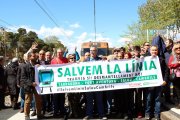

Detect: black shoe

[63,114,68,120]
[1,105,8,109]
[166,100,175,105]
[53,113,59,118]
[13,106,19,110]
[42,110,45,115]
[37,115,44,120]
[31,111,36,116]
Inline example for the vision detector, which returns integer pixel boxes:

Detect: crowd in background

[0,35,180,120]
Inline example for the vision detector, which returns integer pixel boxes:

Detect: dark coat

[5,62,19,95]
[17,62,26,87]
[159,57,168,82]
[164,48,172,65]
[0,65,6,92]
[20,62,35,93]
[151,35,167,58]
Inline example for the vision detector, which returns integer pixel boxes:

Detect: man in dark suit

[83,46,107,120]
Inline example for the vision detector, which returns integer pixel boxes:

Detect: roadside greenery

[123,0,180,46]
[0,28,66,59]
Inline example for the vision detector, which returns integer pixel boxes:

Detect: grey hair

[0,56,4,61]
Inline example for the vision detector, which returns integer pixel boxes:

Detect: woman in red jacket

[168,43,180,109]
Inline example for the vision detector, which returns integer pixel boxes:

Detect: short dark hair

[120,47,126,52]
[27,52,35,58]
[168,39,174,46]
[133,46,141,52]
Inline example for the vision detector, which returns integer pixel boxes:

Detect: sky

[0,0,146,53]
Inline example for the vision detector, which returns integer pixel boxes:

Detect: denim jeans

[31,95,36,111]
[20,87,25,109]
[145,86,162,117]
[103,90,113,114]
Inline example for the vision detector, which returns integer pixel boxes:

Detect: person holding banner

[22,52,43,120]
[83,46,107,120]
[51,48,68,118]
[145,45,168,120]
[123,52,134,119]
[106,48,120,116]
[67,54,84,118]
[133,46,145,119]
[37,50,52,115]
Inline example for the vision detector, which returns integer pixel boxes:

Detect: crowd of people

[0,35,180,120]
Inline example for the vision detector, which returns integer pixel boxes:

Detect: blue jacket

[63,51,80,61]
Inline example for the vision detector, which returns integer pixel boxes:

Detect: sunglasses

[70,58,75,60]
[90,50,96,51]
[114,50,120,52]
[175,47,180,50]
[145,44,150,46]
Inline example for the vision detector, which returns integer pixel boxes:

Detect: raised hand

[53,48,56,52]
[31,42,38,50]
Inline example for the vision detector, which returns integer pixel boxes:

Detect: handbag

[169,69,176,81]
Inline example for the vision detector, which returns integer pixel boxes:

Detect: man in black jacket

[22,52,42,120]
[5,58,19,110]
[0,56,6,110]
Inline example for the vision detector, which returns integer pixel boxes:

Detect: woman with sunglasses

[67,54,83,118]
[168,43,180,109]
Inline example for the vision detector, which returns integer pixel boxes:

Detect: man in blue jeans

[83,46,107,120]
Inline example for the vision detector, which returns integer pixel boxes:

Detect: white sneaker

[102,116,107,120]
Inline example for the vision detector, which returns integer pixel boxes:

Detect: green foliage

[0,28,66,59]
[17,28,27,35]
[138,0,180,30]
[44,35,66,49]
[121,22,154,47]
[122,0,179,47]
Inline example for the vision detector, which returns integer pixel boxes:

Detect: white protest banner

[35,56,163,94]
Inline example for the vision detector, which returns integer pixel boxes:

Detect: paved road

[1,95,180,120]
